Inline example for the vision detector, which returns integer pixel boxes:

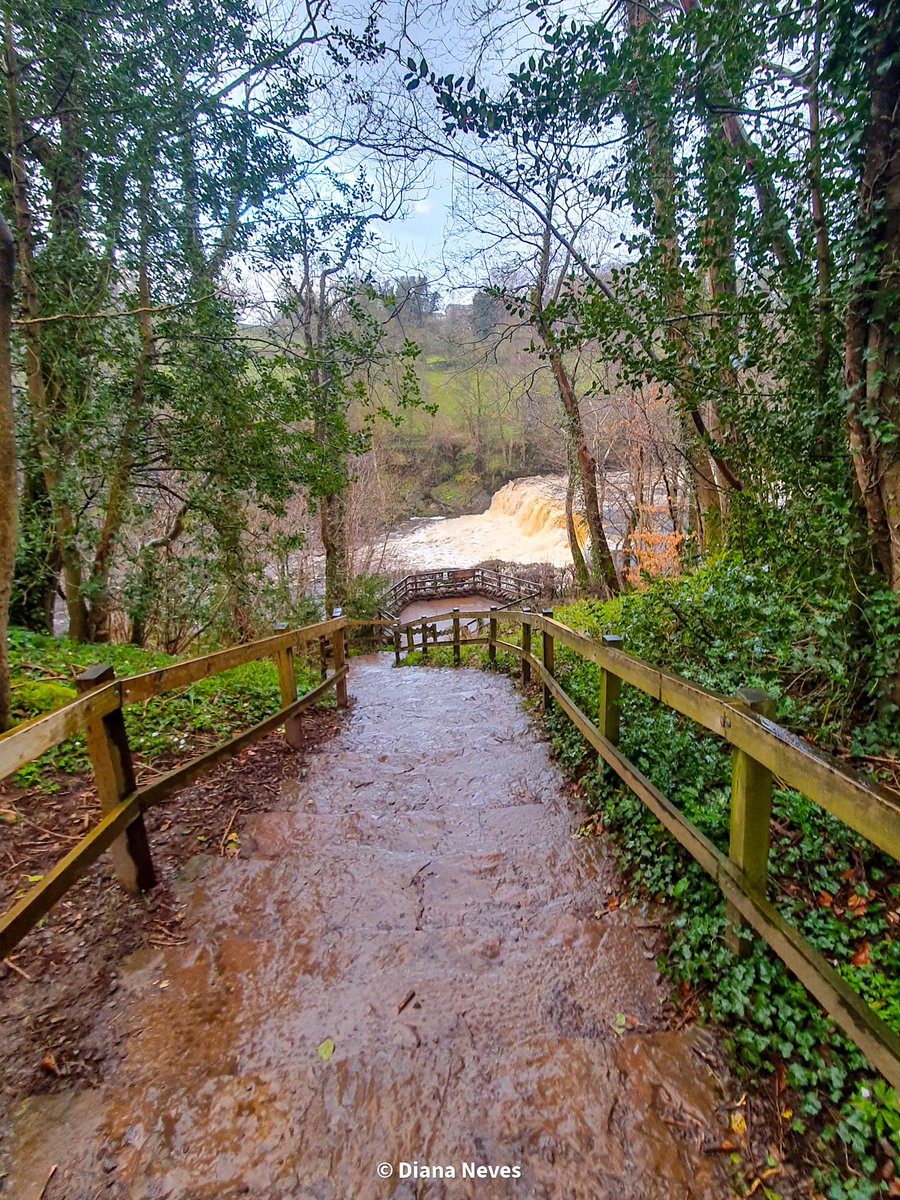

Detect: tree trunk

[87,260,153,641]
[546,344,620,595]
[321,489,351,614]
[844,0,900,705]
[625,0,734,552]
[565,461,591,594]
[5,21,89,639]
[0,214,16,730]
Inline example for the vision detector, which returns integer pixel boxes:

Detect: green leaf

[317,1037,335,1061]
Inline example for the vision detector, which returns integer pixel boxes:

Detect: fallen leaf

[850,942,871,967]
[817,891,833,907]
[774,1061,786,1094]
[728,1110,747,1137]
[40,1053,60,1076]
[317,1037,335,1061]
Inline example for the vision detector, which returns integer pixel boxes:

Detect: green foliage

[341,573,390,623]
[542,564,900,1195]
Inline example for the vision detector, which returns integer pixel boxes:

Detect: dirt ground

[0,706,345,1160]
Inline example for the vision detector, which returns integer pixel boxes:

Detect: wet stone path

[5,658,732,1200]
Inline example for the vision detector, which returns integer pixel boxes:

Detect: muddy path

[3,658,735,1200]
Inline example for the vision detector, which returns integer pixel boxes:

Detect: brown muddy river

[3,656,733,1200]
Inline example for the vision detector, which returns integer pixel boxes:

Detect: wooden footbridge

[380,566,539,618]
[1,608,899,1091]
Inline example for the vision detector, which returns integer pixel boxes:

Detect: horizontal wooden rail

[506,611,900,862]
[0,796,143,960]
[526,652,900,1091]
[395,606,900,1087]
[119,618,343,705]
[0,683,120,780]
[0,618,345,781]
[0,617,351,958]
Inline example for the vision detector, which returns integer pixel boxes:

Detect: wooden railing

[0,616,350,958]
[392,606,900,1090]
[381,567,539,618]
[5,604,898,1089]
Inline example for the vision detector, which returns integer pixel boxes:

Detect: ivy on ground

[544,558,899,1200]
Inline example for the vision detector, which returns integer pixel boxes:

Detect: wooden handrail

[0,618,351,957]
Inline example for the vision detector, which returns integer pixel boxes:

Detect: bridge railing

[381,567,539,618]
[0,615,350,958]
[393,606,900,1090]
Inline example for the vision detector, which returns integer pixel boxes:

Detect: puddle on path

[3,658,734,1200]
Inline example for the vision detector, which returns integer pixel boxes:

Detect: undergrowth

[546,557,899,1199]
[6,627,320,790]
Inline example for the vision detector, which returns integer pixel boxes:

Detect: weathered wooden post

[273,623,303,749]
[319,636,328,682]
[331,608,348,707]
[420,617,429,658]
[75,666,156,894]
[406,624,414,655]
[541,609,554,712]
[489,606,498,664]
[726,687,776,955]
[521,610,532,685]
[452,608,461,665]
[598,634,623,746]
[393,623,401,667]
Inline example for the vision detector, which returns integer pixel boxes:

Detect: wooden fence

[392,606,900,1090]
[3,604,899,1089]
[0,615,350,959]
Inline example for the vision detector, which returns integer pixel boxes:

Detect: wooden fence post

[75,665,156,894]
[542,609,554,712]
[331,609,348,707]
[598,634,623,746]
[273,623,302,749]
[406,625,414,655]
[452,608,461,665]
[521,610,532,685]
[726,687,776,955]
[489,606,497,664]
[319,637,328,682]
[393,624,401,667]
[421,617,429,659]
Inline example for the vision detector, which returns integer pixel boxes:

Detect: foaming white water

[386,476,573,570]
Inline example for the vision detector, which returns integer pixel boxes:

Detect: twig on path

[397,990,416,1015]
[36,1164,57,1199]
[3,956,34,982]
[408,860,432,886]
[219,805,241,854]
[17,815,81,843]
